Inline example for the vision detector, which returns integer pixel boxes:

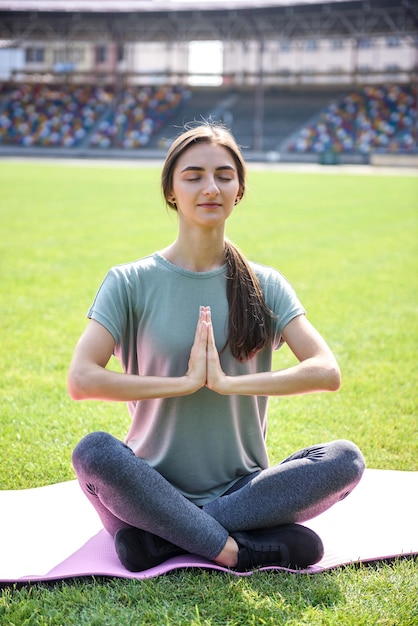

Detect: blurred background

[0,0,416,166]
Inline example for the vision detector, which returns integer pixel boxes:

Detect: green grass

[0,160,417,624]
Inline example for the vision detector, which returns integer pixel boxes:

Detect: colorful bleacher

[0,83,415,154]
[0,83,190,148]
[285,84,416,154]
[88,85,190,149]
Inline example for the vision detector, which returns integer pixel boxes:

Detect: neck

[161,229,226,272]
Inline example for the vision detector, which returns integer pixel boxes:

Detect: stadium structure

[0,0,417,164]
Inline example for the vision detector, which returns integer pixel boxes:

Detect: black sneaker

[231,523,324,571]
[114,527,187,572]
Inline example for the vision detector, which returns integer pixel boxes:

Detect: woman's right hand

[185,306,210,392]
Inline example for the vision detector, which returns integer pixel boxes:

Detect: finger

[205,307,217,346]
[190,325,203,362]
[206,328,220,370]
[195,321,207,351]
[200,305,210,324]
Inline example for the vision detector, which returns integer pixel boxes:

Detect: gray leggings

[72,432,365,561]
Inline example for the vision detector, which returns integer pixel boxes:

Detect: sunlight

[188,40,223,86]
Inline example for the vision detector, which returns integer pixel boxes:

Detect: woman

[69,122,365,572]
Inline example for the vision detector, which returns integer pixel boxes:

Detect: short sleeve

[87,268,129,345]
[253,263,306,350]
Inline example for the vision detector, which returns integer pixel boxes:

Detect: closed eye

[184,175,233,182]
[181,165,236,181]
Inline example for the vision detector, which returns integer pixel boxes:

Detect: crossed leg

[72,432,365,564]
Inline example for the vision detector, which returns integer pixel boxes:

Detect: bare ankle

[214,536,239,568]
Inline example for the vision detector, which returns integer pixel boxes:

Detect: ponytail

[224,241,273,361]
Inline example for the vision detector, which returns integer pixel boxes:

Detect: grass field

[0,159,417,624]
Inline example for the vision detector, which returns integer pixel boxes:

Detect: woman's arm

[206,313,341,397]
[68,316,209,402]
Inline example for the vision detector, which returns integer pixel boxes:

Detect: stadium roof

[0,1,365,12]
[0,0,416,43]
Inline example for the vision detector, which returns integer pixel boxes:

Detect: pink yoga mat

[1,469,416,583]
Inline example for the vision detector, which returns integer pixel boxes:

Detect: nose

[203,177,220,196]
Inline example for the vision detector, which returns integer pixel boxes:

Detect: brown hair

[162,122,273,361]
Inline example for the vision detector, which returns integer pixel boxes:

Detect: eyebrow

[180,165,236,173]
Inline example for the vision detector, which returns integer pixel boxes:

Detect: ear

[236,184,245,204]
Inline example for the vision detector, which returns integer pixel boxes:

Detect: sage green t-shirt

[87,252,305,505]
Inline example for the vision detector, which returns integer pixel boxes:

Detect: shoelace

[244,544,287,568]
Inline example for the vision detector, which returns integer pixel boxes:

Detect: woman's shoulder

[250,259,300,297]
[107,253,161,277]
[250,260,286,283]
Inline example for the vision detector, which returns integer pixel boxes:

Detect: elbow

[325,363,341,392]
[67,368,90,401]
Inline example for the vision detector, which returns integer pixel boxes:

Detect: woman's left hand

[204,307,229,394]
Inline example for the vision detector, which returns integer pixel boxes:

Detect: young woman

[69,123,365,572]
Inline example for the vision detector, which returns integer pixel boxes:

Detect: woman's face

[170,142,242,230]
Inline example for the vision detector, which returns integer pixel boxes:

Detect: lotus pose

[69,123,365,572]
